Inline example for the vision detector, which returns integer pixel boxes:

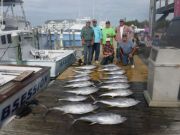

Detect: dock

[0,55,180,135]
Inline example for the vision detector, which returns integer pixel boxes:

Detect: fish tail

[93,101,98,104]
[72,119,79,124]
[90,95,96,101]
[97,79,103,84]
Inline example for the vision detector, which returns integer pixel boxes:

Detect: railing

[157,0,174,8]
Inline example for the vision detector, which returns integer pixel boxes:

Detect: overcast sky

[23,0,150,26]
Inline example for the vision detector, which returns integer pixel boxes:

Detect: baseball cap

[120,19,125,22]
[92,19,97,22]
[105,21,110,24]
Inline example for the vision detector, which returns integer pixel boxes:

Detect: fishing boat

[0,64,50,128]
[0,0,76,78]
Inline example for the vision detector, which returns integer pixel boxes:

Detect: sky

[22,0,150,26]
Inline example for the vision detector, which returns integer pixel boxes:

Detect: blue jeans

[92,43,100,61]
[83,41,93,65]
[101,55,114,65]
[116,42,121,62]
[121,54,134,65]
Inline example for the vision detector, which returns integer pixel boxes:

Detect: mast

[1,0,4,30]
[20,1,28,29]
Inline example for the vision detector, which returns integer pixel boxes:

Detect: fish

[102,64,118,68]
[100,89,133,97]
[74,70,92,74]
[99,67,122,72]
[100,83,130,90]
[105,70,126,75]
[76,65,96,70]
[71,74,89,78]
[58,95,88,102]
[74,113,127,125]
[49,103,98,114]
[103,79,128,84]
[65,87,99,95]
[67,76,91,83]
[94,98,140,108]
[102,75,128,80]
[64,81,94,88]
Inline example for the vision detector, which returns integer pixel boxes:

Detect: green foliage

[125,20,149,28]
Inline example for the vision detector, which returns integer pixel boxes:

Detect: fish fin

[90,122,96,125]
[92,84,97,87]
[72,119,78,125]
[92,111,97,114]
[90,95,96,101]
[97,79,103,84]
[67,114,74,119]
[93,101,98,104]
[38,103,48,111]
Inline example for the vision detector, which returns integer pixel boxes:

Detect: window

[1,35,6,44]
[7,34,12,44]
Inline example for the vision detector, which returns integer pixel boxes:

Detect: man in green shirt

[81,21,94,65]
[102,21,116,45]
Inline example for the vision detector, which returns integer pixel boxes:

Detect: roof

[45,19,75,24]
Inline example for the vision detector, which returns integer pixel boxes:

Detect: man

[115,19,132,63]
[118,33,136,68]
[92,19,102,64]
[102,21,116,46]
[81,21,94,65]
[101,38,114,65]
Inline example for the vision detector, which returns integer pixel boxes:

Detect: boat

[0,0,76,78]
[0,64,50,128]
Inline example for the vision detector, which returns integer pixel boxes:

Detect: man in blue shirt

[92,19,102,64]
[118,33,136,68]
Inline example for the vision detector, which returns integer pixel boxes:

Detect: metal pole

[1,0,4,27]
[149,0,156,38]
[20,2,28,29]
[36,29,40,50]
[48,29,52,50]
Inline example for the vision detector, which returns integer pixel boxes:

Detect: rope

[0,45,19,61]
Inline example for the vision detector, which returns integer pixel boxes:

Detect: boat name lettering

[0,74,49,123]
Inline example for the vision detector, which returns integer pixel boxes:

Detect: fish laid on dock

[70,73,89,78]
[105,70,126,75]
[99,67,122,72]
[49,103,98,114]
[100,83,130,90]
[74,70,92,74]
[103,79,128,84]
[76,65,96,70]
[64,81,94,88]
[67,76,91,83]
[74,113,127,125]
[94,98,140,108]
[102,75,128,80]
[100,89,133,97]
[102,64,119,68]
[58,95,88,102]
[65,87,99,95]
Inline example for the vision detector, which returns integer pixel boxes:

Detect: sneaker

[95,61,99,64]
[131,65,135,69]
